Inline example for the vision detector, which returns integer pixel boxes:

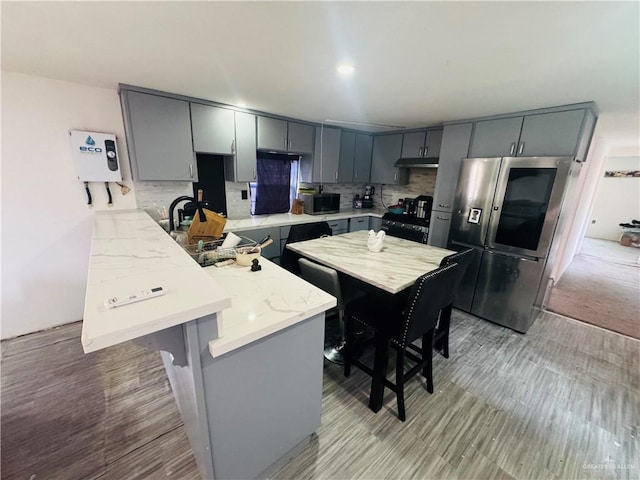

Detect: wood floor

[2,309,638,480]
[547,237,640,339]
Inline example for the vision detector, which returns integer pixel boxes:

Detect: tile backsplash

[134,168,437,221]
[300,168,437,209]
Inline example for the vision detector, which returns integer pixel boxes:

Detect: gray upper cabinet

[288,121,315,154]
[353,133,373,183]
[257,117,288,151]
[370,134,408,185]
[121,91,196,181]
[191,103,235,154]
[400,131,426,158]
[257,116,314,154]
[424,129,443,158]
[338,131,356,183]
[312,126,341,183]
[519,110,587,157]
[468,108,591,159]
[338,132,372,183]
[468,117,524,157]
[400,129,443,159]
[432,123,473,213]
[225,111,257,182]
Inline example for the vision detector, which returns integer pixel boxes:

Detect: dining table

[286,230,455,412]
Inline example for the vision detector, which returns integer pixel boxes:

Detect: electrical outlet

[241,190,248,200]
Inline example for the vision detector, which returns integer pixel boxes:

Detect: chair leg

[440,305,452,358]
[343,315,352,377]
[422,332,434,394]
[368,332,389,413]
[395,349,406,422]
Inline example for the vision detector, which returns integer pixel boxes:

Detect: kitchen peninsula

[82,209,336,479]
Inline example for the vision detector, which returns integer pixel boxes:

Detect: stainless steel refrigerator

[449,156,578,332]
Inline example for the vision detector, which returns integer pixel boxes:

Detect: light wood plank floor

[2,310,638,480]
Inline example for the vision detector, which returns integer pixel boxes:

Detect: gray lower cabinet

[370,134,408,185]
[468,108,593,159]
[328,219,348,235]
[369,216,382,231]
[236,227,280,260]
[312,126,341,183]
[257,117,314,154]
[121,91,196,181]
[348,217,369,232]
[432,123,473,213]
[428,210,452,248]
[338,132,373,183]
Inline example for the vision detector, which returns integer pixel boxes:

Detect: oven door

[382,223,428,243]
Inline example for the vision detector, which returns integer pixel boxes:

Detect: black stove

[381,213,430,244]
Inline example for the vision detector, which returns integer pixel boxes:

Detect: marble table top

[286,231,455,294]
[82,210,231,353]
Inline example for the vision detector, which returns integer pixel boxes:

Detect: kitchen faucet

[168,196,206,231]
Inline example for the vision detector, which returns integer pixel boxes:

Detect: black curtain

[253,152,292,215]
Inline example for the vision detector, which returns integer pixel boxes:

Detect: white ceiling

[2,1,639,149]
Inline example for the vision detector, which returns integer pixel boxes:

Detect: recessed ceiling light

[337,64,355,75]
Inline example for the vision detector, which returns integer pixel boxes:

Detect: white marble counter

[82,210,232,353]
[286,230,455,294]
[205,258,336,358]
[223,208,386,233]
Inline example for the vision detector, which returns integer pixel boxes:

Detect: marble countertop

[224,208,386,233]
[286,230,455,294]
[82,209,336,359]
[204,258,336,358]
[82,210,232,353]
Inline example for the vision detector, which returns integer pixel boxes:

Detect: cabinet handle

[394,172,397,181]
[354,172,357,181]
[284,139,288,149]
[509,143,516,155]
[189,164,194,178]
[253,168,256,180]
[424,146,428,157]
[419,147,423,157]
[335,171,338,181]
[436,216,449,220]
[438,203,451,208]
[231,140,235,154]
[518,142,525,155]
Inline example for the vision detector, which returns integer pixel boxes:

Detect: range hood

[394,157,439,168]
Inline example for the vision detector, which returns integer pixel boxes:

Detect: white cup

[221,232,242,249]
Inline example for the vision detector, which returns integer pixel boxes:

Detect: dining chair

[343,263,461,421]
[298,258,363,364]
[280,222,332,275]
[433,248,474,358]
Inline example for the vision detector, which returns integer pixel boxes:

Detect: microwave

[299,193,341,215]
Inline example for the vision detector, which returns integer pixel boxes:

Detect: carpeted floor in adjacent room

[547,237,640,339]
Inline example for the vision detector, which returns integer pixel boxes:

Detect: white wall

[585,155,640,240]
[1,71,137,339]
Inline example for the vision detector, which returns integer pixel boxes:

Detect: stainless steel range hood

[394,157,439,168]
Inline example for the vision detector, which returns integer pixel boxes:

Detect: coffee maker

[362,185,375,208]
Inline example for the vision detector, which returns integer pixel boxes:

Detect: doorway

[546,236,640,339]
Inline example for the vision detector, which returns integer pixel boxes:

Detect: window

[249,152,299,215]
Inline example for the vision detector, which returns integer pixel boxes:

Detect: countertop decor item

[388,205,405,215]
